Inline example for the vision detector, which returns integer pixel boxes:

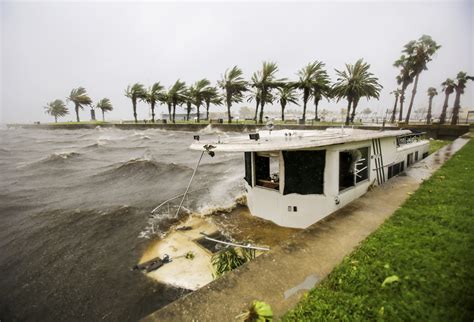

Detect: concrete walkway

[143,135,471,322]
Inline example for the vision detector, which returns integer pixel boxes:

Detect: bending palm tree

[439,78,455,124]
[451,72,474,125]
[125,83,147,123]
[277,85,299,121]
[158,90,173,122]
[389,89,402,123]
[253,62,284,124]
[426,87,437,124]
[310,62,331,121]
[332,59,382,125]
[248,72,262,122]
[169,80,187,123]
[201,86,222,121]
[218,66,247,123]
[145,82,164,123]
[96,98,113,122]
[393,55,414,122]
[190,79,211,123]
[67,87,92,122]
[295,62,318,122]
[183,88,194,121]
[44,99,68,123]
[402,35,441,123]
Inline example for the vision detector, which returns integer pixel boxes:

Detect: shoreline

[5,123,471,140]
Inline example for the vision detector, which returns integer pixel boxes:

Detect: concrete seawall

[6,123,471,139]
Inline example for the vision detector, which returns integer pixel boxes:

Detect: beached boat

[191,128,429,228]
[137,127,428,289]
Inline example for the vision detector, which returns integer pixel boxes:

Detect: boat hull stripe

[377,138,385,183]
[372,139,381,185]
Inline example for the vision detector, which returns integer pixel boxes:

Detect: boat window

[407,153,414,166]
[339,147,369,192]
[244,152,252,185]
[255,154,279,190]
[355,147,369,184]
[388,161,405,179]
[283,150,325,195]
[415,151,419,161]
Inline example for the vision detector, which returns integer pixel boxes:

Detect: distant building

[159,113,205,121]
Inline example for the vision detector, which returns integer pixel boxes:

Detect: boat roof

[190,128,413,152]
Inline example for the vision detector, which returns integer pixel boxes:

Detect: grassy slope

[429,139,450,154]
[283,139,474,321]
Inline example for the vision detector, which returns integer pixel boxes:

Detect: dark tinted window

[283,150,325,195]
[255,154,270,181]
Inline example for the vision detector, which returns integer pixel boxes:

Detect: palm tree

[310,62,331,121]
[294,62,318,122]
[145,82,164,123]
[332,59,382,125]
[218,66,247,123]
[125,83,147,123]
[96,98,113,122]
[252,62,284,124]
[201,86,222,121]
[183,88,194,121]
[189,79,211,123]
[277,85,299,121]
[394,55,415,122]
[401,35,441,123]
[44,99,68,123]
[158,90,173,122]
[439,78,455,124]
[389,89,402,123]
[426,87,437,124]
[67,87,92,122]
[248,72,262,122]
[168,80,187,123]
[451,72,474,125]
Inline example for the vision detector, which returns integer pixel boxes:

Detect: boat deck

[190,128,412,152]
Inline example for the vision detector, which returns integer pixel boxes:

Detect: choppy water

[0,125,243,321]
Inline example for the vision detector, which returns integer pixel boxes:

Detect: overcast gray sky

[1,0,473,123]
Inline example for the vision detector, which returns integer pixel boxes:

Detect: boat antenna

[175,144,215,217]
[265,116,274,135]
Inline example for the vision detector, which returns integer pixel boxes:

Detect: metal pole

[200,233,270,251]
[175,151,205,217]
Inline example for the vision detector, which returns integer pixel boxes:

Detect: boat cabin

[191,128,429,229]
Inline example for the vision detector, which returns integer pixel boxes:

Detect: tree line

[44,88,113,123]
[123,58,382,126]
[389,35,473,125]
[44,35,472,125]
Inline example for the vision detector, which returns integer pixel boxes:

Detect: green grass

[429,139,451,154]
[283,139,474,321]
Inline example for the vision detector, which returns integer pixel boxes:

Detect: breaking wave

[94,158,193,183]
[31,152,82,166]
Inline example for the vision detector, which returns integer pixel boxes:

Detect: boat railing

[139,187,209,239]
[150,187,209,216]
[396,132,426,146]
